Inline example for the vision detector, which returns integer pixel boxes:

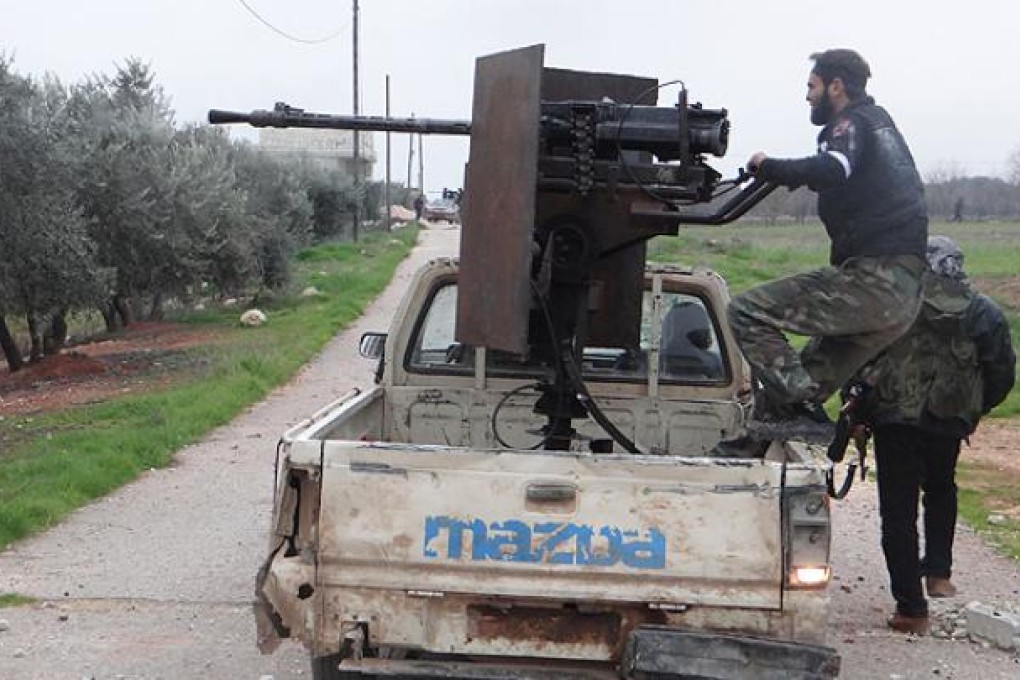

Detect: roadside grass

[957,462,1020,561]
[0,227,417,552]
[0,593,35,608]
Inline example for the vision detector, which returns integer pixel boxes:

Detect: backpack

[867,272,983,429]
[915,275,982,422]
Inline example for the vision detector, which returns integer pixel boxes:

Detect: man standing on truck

[855,236,1015,634]
[729,49,928,429]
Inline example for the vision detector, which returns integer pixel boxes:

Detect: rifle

[827,382,870,499]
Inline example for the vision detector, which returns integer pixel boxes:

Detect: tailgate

[316,444,784,609]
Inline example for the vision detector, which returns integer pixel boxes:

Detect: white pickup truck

[255,257,841,679]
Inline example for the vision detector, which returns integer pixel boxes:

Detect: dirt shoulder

[0,322,226,416]
[963,419,1020,475]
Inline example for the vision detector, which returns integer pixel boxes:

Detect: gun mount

[210,44,776,452]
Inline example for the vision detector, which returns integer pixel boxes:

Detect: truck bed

[269,386,830,662]
[308,384,814,462]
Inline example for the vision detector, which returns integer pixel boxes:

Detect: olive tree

[0,59,108,368]
[169,125,255,301]
[73,60,188,327]
[228,141,315,291]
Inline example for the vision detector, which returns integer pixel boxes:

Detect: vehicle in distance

[423,190,461,224]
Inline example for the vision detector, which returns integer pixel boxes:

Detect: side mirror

[359,332,387,360]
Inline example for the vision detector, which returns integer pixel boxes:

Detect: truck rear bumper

[336,658,618,679]
[621,626,840,679]
[327,627,840,679]
[257,553,831,659]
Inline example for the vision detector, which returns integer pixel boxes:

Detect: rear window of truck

[406,282,729,385]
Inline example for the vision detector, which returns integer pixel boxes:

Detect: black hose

[527,276,644,454]
[562,351,642,454]
[491,382,546,449]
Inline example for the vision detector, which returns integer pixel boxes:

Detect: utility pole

[407,113,415,189]
[385,74,391,231]
[418,131,424,192]
[351,0,361,241]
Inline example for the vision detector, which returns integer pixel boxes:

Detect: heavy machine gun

[210,44,777,452]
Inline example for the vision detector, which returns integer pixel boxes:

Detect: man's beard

[810,91,834,126]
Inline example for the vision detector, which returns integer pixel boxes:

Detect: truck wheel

[311,654,378,680]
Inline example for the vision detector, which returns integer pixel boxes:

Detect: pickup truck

[255,257,841,679]
[423,195,461,225]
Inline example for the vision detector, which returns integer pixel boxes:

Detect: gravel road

[1,224,1018,679]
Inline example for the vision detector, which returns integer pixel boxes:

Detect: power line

[236,0,346,44]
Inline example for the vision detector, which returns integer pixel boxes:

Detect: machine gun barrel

[208,104,472,136]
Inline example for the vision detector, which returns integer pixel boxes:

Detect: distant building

[258,128,375,179]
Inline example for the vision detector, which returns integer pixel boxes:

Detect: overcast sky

[2,0,1018,194]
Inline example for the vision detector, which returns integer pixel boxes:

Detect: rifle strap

[827,436,868,500]
[827,463,857,499]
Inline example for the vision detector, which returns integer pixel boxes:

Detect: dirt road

[829,471,1020,678]
[1,224,1019,679]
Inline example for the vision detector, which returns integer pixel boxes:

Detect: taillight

[783,488,831,590]
[789,565,831,588]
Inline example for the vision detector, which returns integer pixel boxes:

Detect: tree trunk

[129,290,144,325]
[148,292,164,321]
[44,308,68,355]
[26,312,44,362]
[113,293,133,328]
[0,315,23,372]
[101,299,120,332]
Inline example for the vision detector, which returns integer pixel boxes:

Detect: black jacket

[759,97,928,266]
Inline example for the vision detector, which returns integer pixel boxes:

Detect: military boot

[887,612,930,635]
[925,576,958,598]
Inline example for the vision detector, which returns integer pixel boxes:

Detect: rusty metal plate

[621,627,841,679]
[467,604,621,648]
[534,191,646,350]
[456,44,544,354]
[541,66,657,105]
[589,241,646,349]
[539,68,657,350]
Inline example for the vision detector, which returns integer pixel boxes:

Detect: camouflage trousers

[728,254,925,405]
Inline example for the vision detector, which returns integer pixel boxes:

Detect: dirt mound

[972,274,1020,312]
[0,322,225,415]
[0,352,108,390]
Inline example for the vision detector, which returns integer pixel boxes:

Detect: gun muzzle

[208,110,252,125]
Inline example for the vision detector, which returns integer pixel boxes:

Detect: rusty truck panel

[314,443,783,611]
